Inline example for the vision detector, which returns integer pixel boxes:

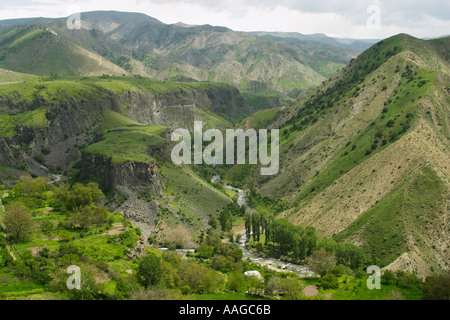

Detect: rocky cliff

[0,77,246,181]
[80,152,164,193]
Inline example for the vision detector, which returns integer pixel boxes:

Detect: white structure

[244,271,263,282]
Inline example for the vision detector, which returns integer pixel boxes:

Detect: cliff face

[80,153,164,193]
[119,85,246,130]
[0,138,15,167]
[0,79,245,181]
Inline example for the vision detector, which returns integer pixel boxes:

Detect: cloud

[0,0,449,39]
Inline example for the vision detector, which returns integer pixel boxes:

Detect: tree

[335,243,366,270]
[63,183,105,211]
[2,202,34,242]
[70,206,109,229]
[280,277,304,300]
[51,184,70,210]
[226,271,246,292]
[219,209,233,232]
[244,210,252,239]
[70,206,93,229]
[268,219,293,251]
[12,176,49,198]
[91,207,109,226]
[421,273,450,300]
[251,211,261,242]
[306,250,336,276]
[137,253,163,288]
[86,182,105,205]
[179,261,224,293]
[67,183,94,210]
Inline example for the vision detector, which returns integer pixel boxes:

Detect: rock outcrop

[80,153,164,193]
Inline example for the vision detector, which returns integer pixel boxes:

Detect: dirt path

[303,285,319,297]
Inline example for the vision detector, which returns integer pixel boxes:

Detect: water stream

[212,175,315,278]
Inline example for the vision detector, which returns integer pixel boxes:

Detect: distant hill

[0,24,129,76]
[0,11,364,108]
[251,31,379,52]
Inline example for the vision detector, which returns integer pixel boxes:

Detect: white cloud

[0,0,448,39]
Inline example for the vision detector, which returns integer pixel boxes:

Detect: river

[212,175,315,278]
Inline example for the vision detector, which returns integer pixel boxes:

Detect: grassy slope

[0,107,47,137]
[0,75,239,130]
[86,111,167,164]
[334,165,447,266]
[0,74,239,247]
[0,18,338,109]
[0,26,129,77]
[225,35,450,274]
[0,68,38,84]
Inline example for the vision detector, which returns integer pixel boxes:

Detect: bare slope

[228,34,449,277]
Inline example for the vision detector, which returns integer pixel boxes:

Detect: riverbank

[212,175,316,278]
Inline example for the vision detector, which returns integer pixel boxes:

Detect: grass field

[0,108,47,137]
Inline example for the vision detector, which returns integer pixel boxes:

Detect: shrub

[181,285,191,295]
[381,270,397,285]
[421,273,450,300]
[396,271,420,289]
[137,253,163,288]
[41,146,51,155]
[319,274,339,289]
[33,153,45,164]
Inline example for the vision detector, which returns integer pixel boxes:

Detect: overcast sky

[1,0,449,39]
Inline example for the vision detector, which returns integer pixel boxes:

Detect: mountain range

[227,34,450,276]
[0,11,448,280]
[0,11,373,108]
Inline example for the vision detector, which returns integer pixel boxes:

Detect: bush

[41,146,51,155]
[58,230,73,242]
[381,270,397,285]
[319,274,339,289]
[226,271,246,292]
[180,262,224,293]
[41,220,54,236]
[331,265,345,277]
[396,271,420,289]
[422,273,450,300]
[181,285,191,295]
[280,277,304,300]
[137,253,162,288]
[33,153,45,164]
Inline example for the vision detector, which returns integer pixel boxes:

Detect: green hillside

[0,25,129,76]
[0,11,363,109]
[0,10,448,301]
[224,34,450,277]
